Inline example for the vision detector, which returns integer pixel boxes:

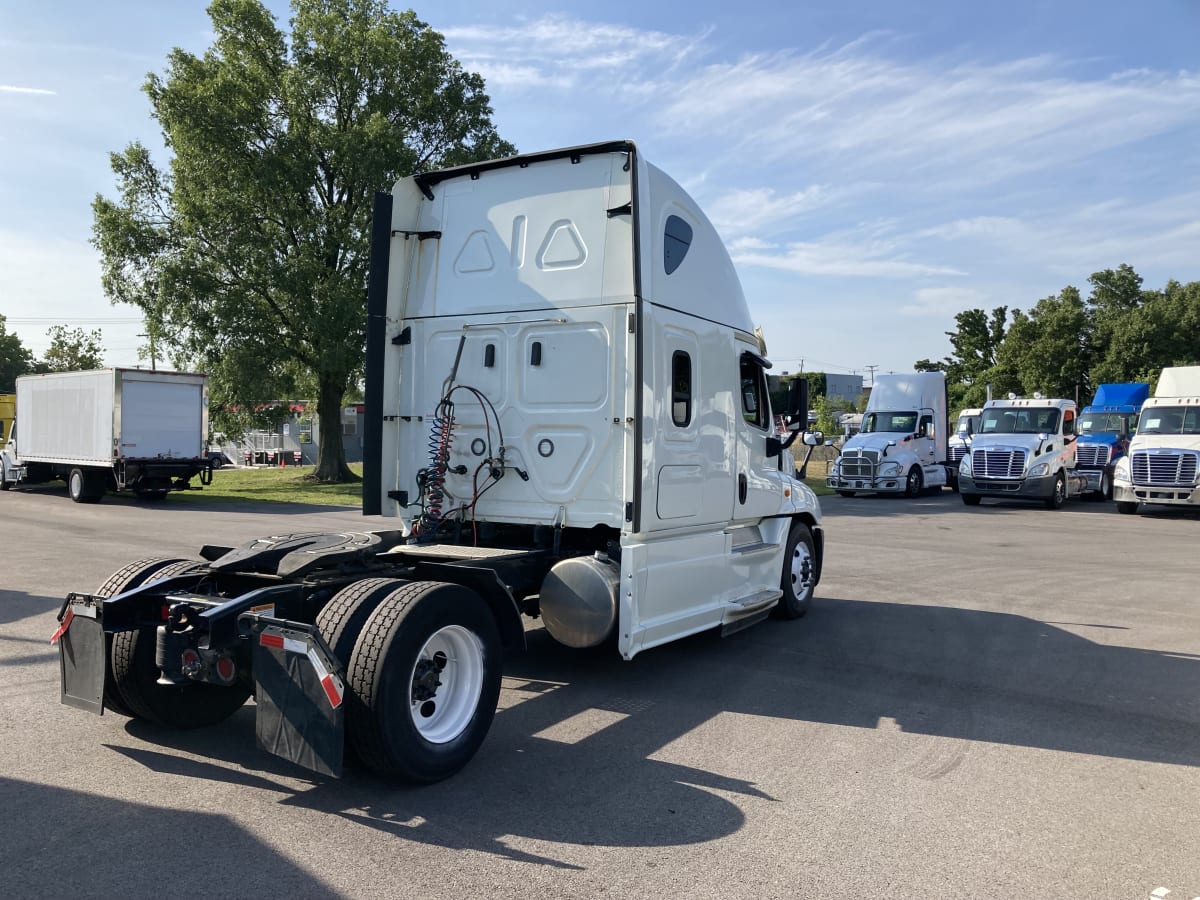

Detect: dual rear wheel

[317,579,501,783]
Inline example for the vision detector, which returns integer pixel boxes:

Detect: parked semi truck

[958,395,1086,508]
[0,369,212,502]
[827,371,949,497]
[946,407,982,491]
[1074,382,1149,500]
[53,141,825,782]
[1113,366,1200,514]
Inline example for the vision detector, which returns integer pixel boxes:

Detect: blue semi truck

[1074,382,1150,500]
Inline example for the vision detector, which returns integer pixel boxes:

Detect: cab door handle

[738,473,748,504]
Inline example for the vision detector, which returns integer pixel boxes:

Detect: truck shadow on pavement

[98,595,1200,868]
[0,775,342,898]
[825,490,1141,518]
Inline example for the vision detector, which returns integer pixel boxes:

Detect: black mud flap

[250,621,346,778]
[56,597,105,715]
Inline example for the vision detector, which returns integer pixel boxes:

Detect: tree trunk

[313,375,358,483]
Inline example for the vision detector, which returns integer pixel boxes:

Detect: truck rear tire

[109,560,251,728]
[773,522,815,619]
[316,578,410,668]
[68,467,106,503]
[346,581,502,783]
[94,557,189,718]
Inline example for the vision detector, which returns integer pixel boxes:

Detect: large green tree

[92,0,515,481]
[915,306,1009,408]
[0,316,35,392]
[40,325,105,372]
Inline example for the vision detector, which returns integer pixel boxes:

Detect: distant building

[825,374,864,404]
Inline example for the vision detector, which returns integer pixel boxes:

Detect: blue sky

[1,1,1198,378]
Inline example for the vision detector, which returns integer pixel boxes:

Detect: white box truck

[52,141,825,783]
[957,394,1087,508]
[827,371,950,497]
[1112,366,1200,514]
[0,368,211,502]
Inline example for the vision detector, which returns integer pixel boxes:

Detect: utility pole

[864,364,879,387]
[137,332,158,371]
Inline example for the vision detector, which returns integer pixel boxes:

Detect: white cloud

[733,238,964,278]
[900,287,988,317]
[443,15,708,91]
[706,185,832,238]
[0,85,55,95]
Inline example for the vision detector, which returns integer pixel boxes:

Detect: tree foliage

[0,316,35,392]
[92,0,515,481]
[40,325,106,372]
[916,264,1200,408]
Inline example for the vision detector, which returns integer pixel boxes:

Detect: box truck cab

[1113,367,1200,514]
[958,395,1086,508]
[827,372,949,497]
[53,141,825,783]
[0,393,13,445]
[1075,382,1149,500]
[947,407,982,490]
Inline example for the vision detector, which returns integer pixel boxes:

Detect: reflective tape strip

[320,674,343,709]
[49,609,75,646]
[259,633,285,649]
[284,637,307,656]
[307,648,343,709]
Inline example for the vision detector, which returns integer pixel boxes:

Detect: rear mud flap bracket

[248,619,345,778]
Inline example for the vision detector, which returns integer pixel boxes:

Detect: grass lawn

[171,459,834,507]
[172,462,365,507]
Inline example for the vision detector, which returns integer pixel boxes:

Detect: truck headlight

[879,462,901,476]
[1113,458,1131,484]
[959,456,972,475]
[1028,462,1049,477]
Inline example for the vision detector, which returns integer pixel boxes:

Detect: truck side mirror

[787,378,808,432]
[803,431,824,446]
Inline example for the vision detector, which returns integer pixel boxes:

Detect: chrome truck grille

[839,448,880,479]
[1075,445,1109,469]
[971,448,1026,479]
[1131,451,1198,487]
[948,445,969,464]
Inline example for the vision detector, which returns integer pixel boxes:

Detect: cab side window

[671,351,692,427]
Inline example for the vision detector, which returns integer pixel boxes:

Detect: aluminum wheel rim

[789,539,814,596]
[70,471,83,498]
[409,624,485,744]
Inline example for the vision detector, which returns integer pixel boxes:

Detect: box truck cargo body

[51,141,825,784]
[1,369,211,502]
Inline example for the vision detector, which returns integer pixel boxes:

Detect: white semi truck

[957,395,1087,509]
[946,407,982,491]
[1,368,212,502]
[1113,366,1200,514]
[827,371,950,497]
[52,141,825,783]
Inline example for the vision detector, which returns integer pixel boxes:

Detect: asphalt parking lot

[1,486,1197,898]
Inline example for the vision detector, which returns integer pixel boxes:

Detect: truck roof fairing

[392,140,755,337]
